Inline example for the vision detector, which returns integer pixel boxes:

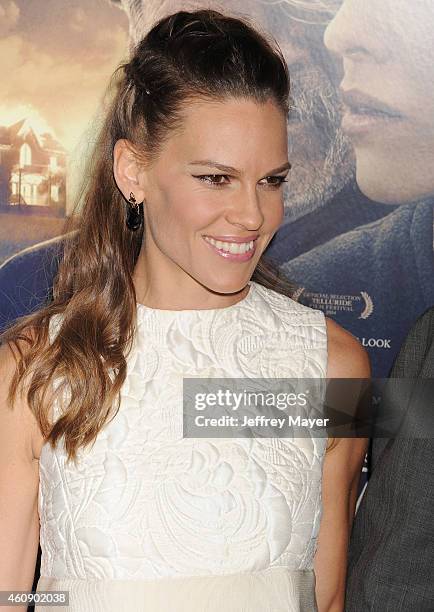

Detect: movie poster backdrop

[0,0,434,596]
[0,1,433,528]
[2,0,433,375]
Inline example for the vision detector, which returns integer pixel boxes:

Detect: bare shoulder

[0,333,43,591]
[0,332,45,462]
[325,317,371,379]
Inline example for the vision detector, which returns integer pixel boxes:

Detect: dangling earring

[126,192,143,231]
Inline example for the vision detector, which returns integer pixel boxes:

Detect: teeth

[205,237,255,254]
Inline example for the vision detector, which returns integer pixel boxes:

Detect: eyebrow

[188,159,292,175]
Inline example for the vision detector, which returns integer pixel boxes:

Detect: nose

[225,186,265,231]
[324,0,365,60]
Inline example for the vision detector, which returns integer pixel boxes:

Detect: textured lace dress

[35,280,328,611]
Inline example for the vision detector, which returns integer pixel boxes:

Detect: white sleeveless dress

[36,281,328,611]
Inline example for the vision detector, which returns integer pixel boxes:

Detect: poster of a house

[0,118,66,214]
[0,1,128,267]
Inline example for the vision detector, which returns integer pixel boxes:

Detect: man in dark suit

[345,305,434,611]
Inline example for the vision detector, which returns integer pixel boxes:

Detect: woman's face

[324,0,434,204]
[134,0,352,214]
[133,97,288,302]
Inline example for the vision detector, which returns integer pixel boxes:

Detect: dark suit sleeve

[344,306,434,612]
[387,306,434,378]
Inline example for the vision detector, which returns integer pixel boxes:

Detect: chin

[202,277,252,296]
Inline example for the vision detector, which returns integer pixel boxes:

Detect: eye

[261,176,289,189]
[193,174,229,187]
[193,174,289,189]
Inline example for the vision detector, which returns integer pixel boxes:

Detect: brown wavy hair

[1,9,321,463]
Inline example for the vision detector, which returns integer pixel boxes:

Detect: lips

[341,90,404,119]
[202,235,258,262]
[203,235,259,243]
[340,89,405,137]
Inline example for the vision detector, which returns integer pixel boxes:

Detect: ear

[113,139,146,202]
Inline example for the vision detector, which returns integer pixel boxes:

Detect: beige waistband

[36,567,317,612]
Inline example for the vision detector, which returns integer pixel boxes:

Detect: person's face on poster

[112,0,354,218]
[325,0,434,205]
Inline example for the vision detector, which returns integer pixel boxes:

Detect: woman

[0,9,369,612]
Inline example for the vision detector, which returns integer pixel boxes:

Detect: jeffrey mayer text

[195,414,330,429]
[241,415,330,429]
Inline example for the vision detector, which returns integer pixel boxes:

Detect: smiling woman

[113,95,291,302]
[0,8,369,612]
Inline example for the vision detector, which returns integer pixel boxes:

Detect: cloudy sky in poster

[0,0,128,153]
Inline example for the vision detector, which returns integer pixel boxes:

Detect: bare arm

[314,318,371,612]
[0,340,41,611]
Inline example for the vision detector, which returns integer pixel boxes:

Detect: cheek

[157,188,220,236]
[388,8,434,104]
[392,69,434,129]
[149,181,285,236]
[406,71,434,120]
[175,193,221,229]
[264,197,285,227]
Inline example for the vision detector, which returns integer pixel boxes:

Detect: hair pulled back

[2,9,296,462]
